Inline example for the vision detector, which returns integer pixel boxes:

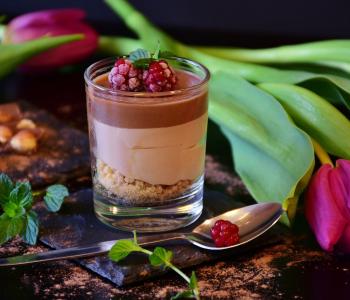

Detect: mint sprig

[109,231,200,299]
[0,173,69,245]
[128,46,175,69]
[44,184,69,212]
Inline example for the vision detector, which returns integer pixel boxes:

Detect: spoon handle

[0,233,188,267]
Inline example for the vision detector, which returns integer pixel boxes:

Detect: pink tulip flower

[5,9,98,69]
[306,159,350,252]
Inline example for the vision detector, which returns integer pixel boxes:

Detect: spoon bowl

[188,202,283,250]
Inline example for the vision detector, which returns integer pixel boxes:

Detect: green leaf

[0,34,83,79]
[0,213,25,245]
[22,211,39,245]
[209,73,314,224]
[3,202,18,218]
[8,182,32,208]
[194,40,350,64]
[171,290,195,300]
[258,83,350,159]
[43,184,69,212]
[108,239,147,262]
[152,41,160,59]
[300,79,348,106]
[170,273,199,300]
[132,58,153,69]
[149,247,173,268]
[189,272,198,291]
[105,0,188,55]
[0,173,14,206]
[159,50,175,59]
[129,48,151,62]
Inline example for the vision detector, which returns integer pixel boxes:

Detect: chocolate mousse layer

[87,70,208,129]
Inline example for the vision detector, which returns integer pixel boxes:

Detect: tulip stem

[312,139,334,166]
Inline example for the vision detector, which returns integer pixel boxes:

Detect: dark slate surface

[36,188,283,286]
[0,102,90,187]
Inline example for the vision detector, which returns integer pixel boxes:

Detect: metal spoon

[0,202,283,267]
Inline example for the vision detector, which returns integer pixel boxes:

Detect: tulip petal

[305,164,348,251]
[335,159,350,210]
[8,9,85,32]
[6,9,98,69]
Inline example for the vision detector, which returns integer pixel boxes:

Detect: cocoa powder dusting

[205,155,249,197]
[0,234,331,299]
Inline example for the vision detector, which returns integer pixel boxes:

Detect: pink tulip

[5,9,98,69]
[305,159,350,252]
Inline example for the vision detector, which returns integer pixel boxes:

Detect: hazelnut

[10,130,37,153]
[16,118,36,130]
[0,125,13,144]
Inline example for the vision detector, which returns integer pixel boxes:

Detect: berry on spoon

[211,219,240,247]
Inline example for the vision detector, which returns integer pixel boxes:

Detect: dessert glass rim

[84,56,210,101]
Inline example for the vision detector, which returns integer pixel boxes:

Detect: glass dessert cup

[84,57,210,232]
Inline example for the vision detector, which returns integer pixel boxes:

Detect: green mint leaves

[0,173,69,245]
[109,231,200,299]
[129,48,151,62]
[128,46,175,69]
[108,232,151,261]
[44,184,69,212]
[149,246,173,268]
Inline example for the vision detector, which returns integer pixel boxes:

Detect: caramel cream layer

[89,71,208,128]
[93,113,207,185]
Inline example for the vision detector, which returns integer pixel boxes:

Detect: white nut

[16,118,36,130]
[10,130,37,153]
[0,125,13,144]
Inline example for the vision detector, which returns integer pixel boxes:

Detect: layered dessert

[86,50,209,208]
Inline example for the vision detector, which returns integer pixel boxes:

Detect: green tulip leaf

[259,83,350,159]
[195,40,350,64]
[209,73,314,225]
[0,34,83,78]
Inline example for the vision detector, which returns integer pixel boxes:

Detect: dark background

[1,0,350,45]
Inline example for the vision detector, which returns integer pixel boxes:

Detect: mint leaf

[129,48,151,62]
[171,290,195,300]
[159,50,175,59]
[3,202,18,218]
[190,272,198,290]
[8,182,32,208]
[149,246,173,268]
[152,41,160,59]
[108,239,148,262]
[22,211,39,245]
[44,184,69,212]
[0,173,14,205]
[0,213,25,245]
[190,272,200,299]
[132,58,153,69]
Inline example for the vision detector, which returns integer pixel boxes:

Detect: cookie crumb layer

[96,159,193,206]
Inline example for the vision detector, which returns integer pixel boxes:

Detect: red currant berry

[211,219,240,247]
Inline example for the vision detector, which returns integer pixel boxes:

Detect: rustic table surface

[1,32,350,299]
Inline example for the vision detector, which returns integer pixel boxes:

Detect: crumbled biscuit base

[95,159,192,206]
